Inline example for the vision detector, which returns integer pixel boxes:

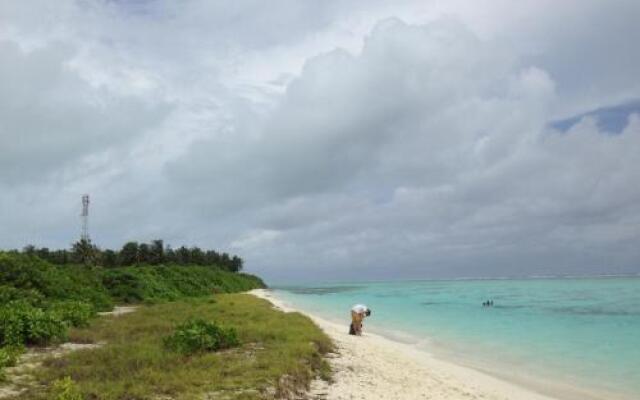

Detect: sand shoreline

[250,289,612,400]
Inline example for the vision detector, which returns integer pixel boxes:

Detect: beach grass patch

[0,345,23,381]
[51,376,83,400]
[16,293,333,399]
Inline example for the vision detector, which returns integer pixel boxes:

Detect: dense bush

[0,302,67,346]
[47,266,113,312]
[0,285,44,306]
[49,301,95,328]
[164,318,239,355]
[102,266,265,303]
[101,270,145,303]
[0,253,265,310]
[0,253,112,311]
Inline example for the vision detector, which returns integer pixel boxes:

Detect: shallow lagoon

[275,277,640,399]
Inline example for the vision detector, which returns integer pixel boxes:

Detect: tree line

[15,239,243,272]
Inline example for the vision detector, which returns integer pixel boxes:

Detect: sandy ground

[98,305,138,316]
[0,343,104,399]
[250,289,561,400]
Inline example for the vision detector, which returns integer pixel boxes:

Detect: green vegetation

[0,302,68,347]
[18,294,332,399]
[0,346,21,381]
[0,251,266,384]
[0,250,331,399]
[0,253,113,311]
[18,239,244,271]
[48,302,94,329]
[51,377,82,400]
[102,265,264,303]
[163,318,239,355]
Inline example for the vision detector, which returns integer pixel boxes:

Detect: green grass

[15,294,333,400]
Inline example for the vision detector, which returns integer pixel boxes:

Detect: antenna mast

[81,194,90,242]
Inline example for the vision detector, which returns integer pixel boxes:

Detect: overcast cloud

[1,0,639,282]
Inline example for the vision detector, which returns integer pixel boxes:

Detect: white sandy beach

[250,289,563,400]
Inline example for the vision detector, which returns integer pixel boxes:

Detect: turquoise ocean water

[272,278,640,399]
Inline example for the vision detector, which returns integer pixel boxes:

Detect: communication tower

[81,194,90,242]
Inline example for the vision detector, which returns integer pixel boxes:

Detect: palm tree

[72,239,96,266]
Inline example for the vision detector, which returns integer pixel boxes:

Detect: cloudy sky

[1,0,639,282]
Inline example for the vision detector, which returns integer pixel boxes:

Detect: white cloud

[231,229,283,251]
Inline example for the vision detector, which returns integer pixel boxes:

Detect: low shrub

[49,301,95,328]
[51,376,83,400]
[0,302,67,346]
[164,318,239,355]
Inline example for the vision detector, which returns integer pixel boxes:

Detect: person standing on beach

[350,304,371,335]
